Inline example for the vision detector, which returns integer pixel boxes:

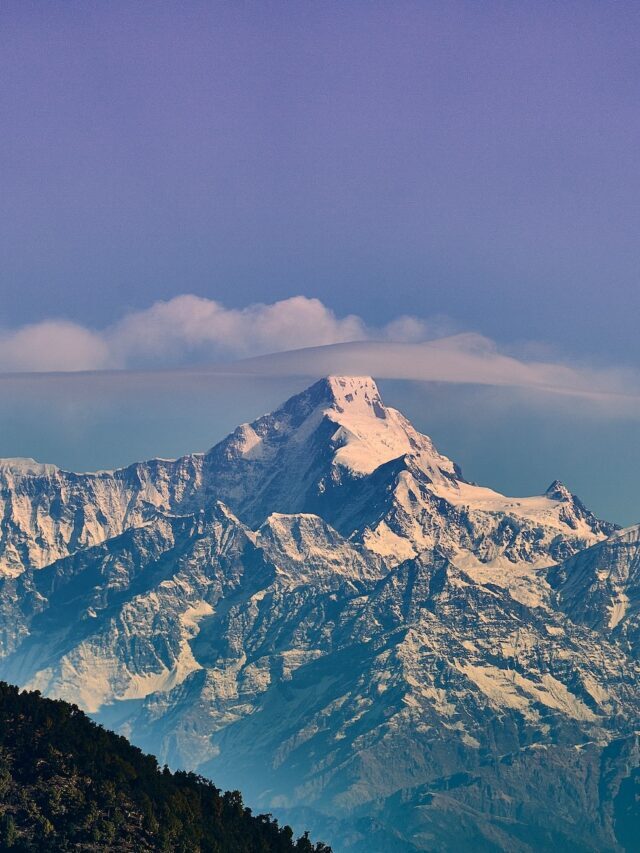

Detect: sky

[2,1,640,362]
[0,2,639,525]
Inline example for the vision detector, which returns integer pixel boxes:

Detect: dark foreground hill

[0,681,330,852]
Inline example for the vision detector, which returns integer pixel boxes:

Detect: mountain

[550,524,640,654]
[0,376,638,852]
[0,680,329,852]
[0,377,613,578]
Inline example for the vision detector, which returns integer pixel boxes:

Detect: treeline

[0,681,330,852]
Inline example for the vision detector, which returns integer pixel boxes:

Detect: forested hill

[0,682,330,852]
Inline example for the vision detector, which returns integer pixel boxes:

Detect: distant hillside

[0,682,330,852]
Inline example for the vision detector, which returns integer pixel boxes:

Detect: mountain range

[0,376,638,851]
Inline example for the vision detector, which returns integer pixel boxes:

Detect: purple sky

[1,3,640,525]
[2,1,640,365]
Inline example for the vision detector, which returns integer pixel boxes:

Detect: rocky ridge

[0,376,637,852]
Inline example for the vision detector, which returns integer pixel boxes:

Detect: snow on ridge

[607,523,640,543]
[0,457,59,476]
[432,477,604,540]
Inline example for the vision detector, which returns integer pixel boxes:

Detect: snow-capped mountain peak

[0,376,617,578]
[545,479,573,501]
[314,376,457,479]
[0,376,637,851]
[201,376,459,527]
[316,375,386,414]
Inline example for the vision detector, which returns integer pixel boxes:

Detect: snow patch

[457,662,598,722]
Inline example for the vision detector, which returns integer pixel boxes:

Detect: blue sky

[0,2,638,524]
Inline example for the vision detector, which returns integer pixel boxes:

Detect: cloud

[0,294,439,372]
[107,295,369,366]
[0,321,110,373]
[0,294,638,411]
[223,336,640,410]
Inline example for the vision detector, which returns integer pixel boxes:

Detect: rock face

[0,376,637,852]
[550,524,640,654]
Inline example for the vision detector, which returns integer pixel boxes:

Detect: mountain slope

[550,524,640,653]
[0,376,637,852]
[0,680,329,852]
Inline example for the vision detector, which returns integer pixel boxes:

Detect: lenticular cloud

[0,294,637,408]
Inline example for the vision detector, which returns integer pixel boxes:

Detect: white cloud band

[0,294,637,408]
[0,294,449,372]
